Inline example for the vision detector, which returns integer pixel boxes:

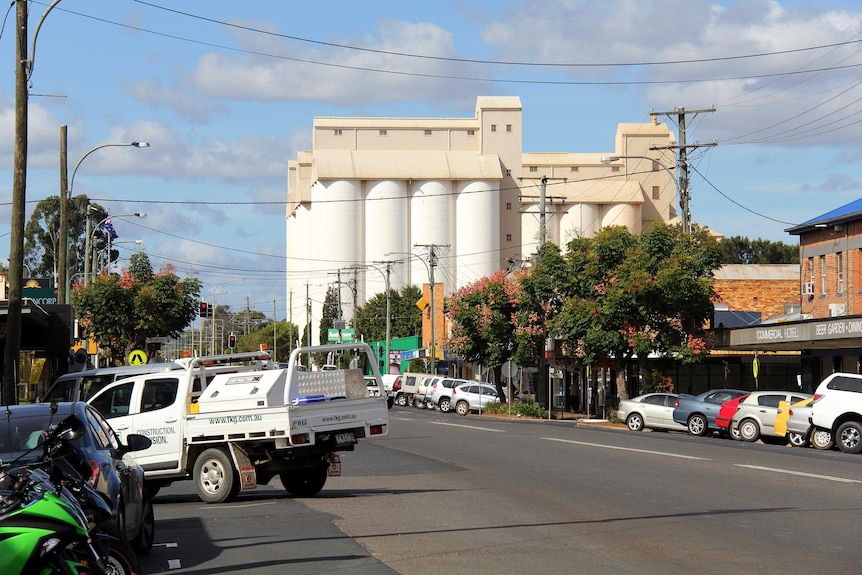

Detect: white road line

[543,437,710,460]
[152,542,178,548]
[199,501,275,509]
[431,421,507,433]
[167,559,182,569]
[736,464,862,484]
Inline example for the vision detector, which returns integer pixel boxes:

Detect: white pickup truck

[87,343,389,503]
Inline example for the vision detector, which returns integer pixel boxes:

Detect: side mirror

[124,433,152,453]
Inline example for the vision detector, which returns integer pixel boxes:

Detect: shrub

[482,401,549,419]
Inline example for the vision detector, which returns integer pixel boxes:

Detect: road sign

[327,328,355,343]
[128,349,148,366]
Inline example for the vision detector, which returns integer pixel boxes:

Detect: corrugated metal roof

[785,197,862,234]
[713,264,799,281]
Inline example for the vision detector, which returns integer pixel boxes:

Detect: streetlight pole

[60,141,149,300]
[84,212,146,284]
[369,261,393,375]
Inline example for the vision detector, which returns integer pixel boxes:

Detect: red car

[715,393,750,437]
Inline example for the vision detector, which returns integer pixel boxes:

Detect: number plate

[335,432,357,446]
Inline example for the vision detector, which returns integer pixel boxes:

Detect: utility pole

[372,260,394,375]
[59,125,68,304]
[650,106,717,234]
[415,244,448,375]
[518,175,567,254]
[5,1,29,404]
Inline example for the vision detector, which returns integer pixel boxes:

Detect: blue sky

[2,0,862,320]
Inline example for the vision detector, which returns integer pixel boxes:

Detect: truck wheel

[396,394,407,406]
[194,448,240,504]
[281,465,327,497]
[836,421,862,454]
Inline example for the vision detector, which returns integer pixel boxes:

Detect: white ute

[88,343,389,503]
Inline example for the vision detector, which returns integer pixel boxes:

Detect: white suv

[811,372,862,454]
[428,377,472,413]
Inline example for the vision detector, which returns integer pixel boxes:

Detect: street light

[60,141,150,302]
[99,239,143,274]
[84,212,146,284]
[600,155,683,231]
[385,250,438,375]
[367,262,393,375]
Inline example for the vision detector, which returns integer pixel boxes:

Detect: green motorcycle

[0,420,108,574]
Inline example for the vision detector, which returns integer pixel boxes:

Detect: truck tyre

[281,464,327,497]
[396,394,407,406]
[194,448,240,504]
[836,421,862,454]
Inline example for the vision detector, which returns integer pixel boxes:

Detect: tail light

[86,460,100,488]
[812,394,823,403]
[674,399,680,408]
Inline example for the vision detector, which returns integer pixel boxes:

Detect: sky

[2,0,862,322]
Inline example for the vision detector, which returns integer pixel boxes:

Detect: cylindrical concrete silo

[560,203,601,240]
[365,180,408,299]
[410,180,453,286]
[455,180,499,288]
[602,203,641,234]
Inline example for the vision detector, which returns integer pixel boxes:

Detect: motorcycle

[1,403,140,575]
[0,420,108,574]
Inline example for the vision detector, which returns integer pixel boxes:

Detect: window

[529,166,538,172]
[505,169,511,176]
[611,166,620,172]
[334,129,343,136]
[506,202,512,210]
[424,130,432,136]
[467,130,475,136]
[506,124,512,132]
[571,166,579,172]
[379,129,387,136]
[506,233,512,242]
[89,381,134,419]
[808,257,814,285]
[820,255,827,293]
[142,378,179,413]
[652,186,660,200]
[491,124,497,132]
[652,160,660,172]
[838,251,844,293]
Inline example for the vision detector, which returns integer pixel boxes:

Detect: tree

[352,285,422,342]
[23,195,109,280]
[718,236,797,264]
[446,270,533,402]
[552,223,721,401]
[72,253,201,363]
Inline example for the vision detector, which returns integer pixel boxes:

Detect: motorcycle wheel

[98,521,142,575]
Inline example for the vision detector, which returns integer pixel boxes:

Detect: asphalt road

[140,406,862,574]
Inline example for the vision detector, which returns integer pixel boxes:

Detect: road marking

[167,559,182,569]
[153,542,178,548]
[431,421,506,433]
[736,464,862,484]
[543,437,710,460]
[199,501,275,509]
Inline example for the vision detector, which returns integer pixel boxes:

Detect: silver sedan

[617,393,689,432]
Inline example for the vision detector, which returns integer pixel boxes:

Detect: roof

[785,197,862,234]
[713,264,800,281]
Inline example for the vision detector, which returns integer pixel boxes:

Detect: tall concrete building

[287,97,677,345]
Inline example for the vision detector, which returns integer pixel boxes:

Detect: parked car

[395,372,428,407]
[39,363,183,403]
[451,382,500,416]
[428,377,472,413]
[0,402,155,553]
[729,391,812,442]
[672,389,749,436]
[364,376,381,397]
[714,393,750,438]
[784,397,834,449]
[413,376,438,409]
[616,393,689,432]
[811,372,862,453]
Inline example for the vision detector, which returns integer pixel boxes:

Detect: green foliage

[236,321,299,363]
[72,253,201,363]
[717,236,797,264]
[23,195,107,279]
[482,401,549,418]
[352,285,422,341]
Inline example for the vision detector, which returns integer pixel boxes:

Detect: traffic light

[228,333,237,349]
[199,301,210,317]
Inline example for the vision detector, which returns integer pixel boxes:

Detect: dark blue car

[672,389,749,436]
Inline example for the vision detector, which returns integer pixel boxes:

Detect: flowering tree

[72,253,201,362]
[552,223,720,401]
[446,269,538,401]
